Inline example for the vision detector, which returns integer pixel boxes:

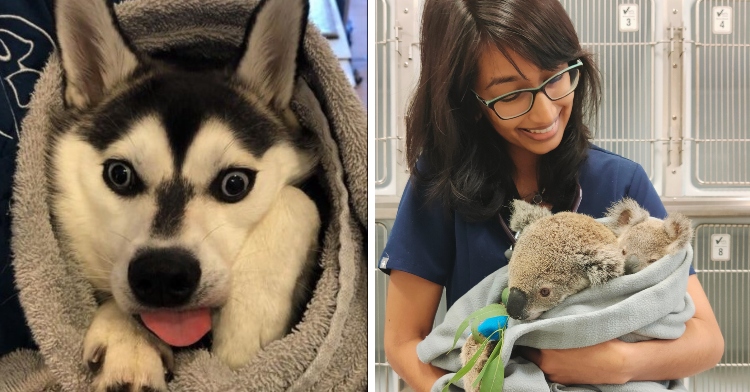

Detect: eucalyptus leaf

[474,329,503,389]
[501,287,510,305]
[441,334,494,392]
[478,351,504,392]
[446,304,508,353]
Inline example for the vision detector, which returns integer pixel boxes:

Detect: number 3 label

[619,4,639,32]
[712,6,732,35]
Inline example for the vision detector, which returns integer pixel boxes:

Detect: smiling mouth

[522,118,557,134]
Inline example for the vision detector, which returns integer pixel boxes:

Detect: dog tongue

[140,308,212,347]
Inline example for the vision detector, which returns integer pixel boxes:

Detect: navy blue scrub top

[378,145,695,309]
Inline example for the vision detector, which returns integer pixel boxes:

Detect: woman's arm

[521,275,724,384]
[384,270,449,392]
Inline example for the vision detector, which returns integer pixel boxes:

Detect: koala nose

[506,287,528,320]
[624,255,642,275]
[128,247,201,308]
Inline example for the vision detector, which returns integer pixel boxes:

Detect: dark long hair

[406,0,601,222]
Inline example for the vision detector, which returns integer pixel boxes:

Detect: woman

[379,0,724,390]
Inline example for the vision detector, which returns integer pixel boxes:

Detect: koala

[457,199,693,391]
[505,200,626,321]
[604,198,693,274]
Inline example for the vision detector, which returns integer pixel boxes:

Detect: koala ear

[577,245,626,286]
[604,198,650,236]
[664,213,694,254]
[509,200,552,233]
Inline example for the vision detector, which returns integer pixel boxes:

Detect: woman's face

[473,47,575,159]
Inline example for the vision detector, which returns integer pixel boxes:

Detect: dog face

[49,0,314,315]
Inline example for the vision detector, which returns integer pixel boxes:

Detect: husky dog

[49,0,320,390]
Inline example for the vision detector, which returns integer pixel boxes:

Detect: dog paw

[83,324,174,392]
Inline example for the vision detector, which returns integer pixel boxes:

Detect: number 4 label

[711,234,730,262]
[713,6,732,34]
[619,4,639,32]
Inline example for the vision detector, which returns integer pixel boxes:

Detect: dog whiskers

[219,139,238,162]
[108,230,134,244]
[0,292,20,307]
[92,250,116,267]
[201,224,227,244]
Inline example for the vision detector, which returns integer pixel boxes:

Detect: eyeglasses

[473,59,583,120]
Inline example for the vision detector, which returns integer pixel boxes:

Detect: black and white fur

[50,0,318,390]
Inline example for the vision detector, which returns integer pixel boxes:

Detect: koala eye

[103,159,144,196]
[540,288,551,297]
[622,249,627,255]
[648,258,658,264]
[211,168,257,203]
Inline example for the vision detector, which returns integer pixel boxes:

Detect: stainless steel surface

[692,0,750,188]
[662,197,750,216]
[688,221,750,390]
[375,0,393,187]
[561,0,658,181]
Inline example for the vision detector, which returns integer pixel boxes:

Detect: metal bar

[595,138,666,142]
[662,198,750,216]
[695,43,750,47]
[373,136,404,141]
[713,363,750,368]
[688,138,750,142]
[375,0,389,187]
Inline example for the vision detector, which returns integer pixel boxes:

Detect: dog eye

[211,168,256,203]
[540,288,551,297]
[103,159,143,196]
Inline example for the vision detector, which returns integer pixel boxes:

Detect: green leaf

[478,351,504,392]
[441,334,495,392]
[474,329,504,389]
[446,304,508,353]
[501,287,510,305]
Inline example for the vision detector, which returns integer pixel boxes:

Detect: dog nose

[128,247,201,307]
[506,287,528,320]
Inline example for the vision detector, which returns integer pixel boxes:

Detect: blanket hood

[6,0,367,390]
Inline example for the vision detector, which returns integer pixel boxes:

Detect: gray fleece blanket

[418,233,695,392]
[3,0,367,391]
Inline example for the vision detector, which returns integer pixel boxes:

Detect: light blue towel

[418,231,695,392]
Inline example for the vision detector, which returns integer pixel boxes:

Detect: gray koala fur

[604,198,694,274]
[505,200,625,321]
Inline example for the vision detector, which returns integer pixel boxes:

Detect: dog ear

[55,0,141,109]
[235,0,309,111]
[664,213,694,255]
[604,198,650,236]
[509,200,552,233]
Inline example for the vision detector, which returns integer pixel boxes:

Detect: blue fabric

[379,145,695,309]
[477,316,508,341]
[0,0,55,356]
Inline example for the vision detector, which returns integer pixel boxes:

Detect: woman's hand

[518,339,633,385]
